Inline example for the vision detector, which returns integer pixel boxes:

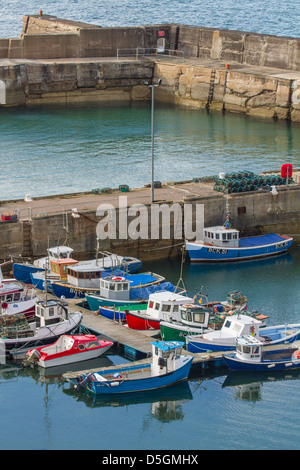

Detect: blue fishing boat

[186,313,300,353]
[186,216,292,262]
[65,341,193,395]
[223,335,300,372]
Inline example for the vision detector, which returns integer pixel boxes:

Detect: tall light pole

[144,78,162,203]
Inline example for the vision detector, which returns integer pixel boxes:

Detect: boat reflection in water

[63,379,193,422]
[222,369,300,403]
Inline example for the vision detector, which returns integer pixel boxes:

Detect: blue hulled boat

[223,335,300,372]
[65,341,193,395]
[186,218,292,262]
[186,313,300,353]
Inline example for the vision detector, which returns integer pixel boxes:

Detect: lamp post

[144,78,162,203]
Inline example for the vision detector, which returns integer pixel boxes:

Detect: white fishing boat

[0,298,82,352]
[186,313,300,353]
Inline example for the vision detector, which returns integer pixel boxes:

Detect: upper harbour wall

[0,15,300,121]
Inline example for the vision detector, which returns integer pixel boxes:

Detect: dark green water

[1,246,300,450]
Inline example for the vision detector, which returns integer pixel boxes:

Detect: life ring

[112,277,123,281]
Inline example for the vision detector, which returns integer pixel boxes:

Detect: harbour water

[1,0,300,451]
[1,247,300,450]
[1,103,300,201]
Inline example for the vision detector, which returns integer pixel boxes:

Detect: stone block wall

[176,25,300,71]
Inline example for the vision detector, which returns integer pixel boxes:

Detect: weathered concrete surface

[0,180,299,262]
[153,57,300,121]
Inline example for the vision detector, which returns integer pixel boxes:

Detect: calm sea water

[1,1,300,451]
[0,0,300,39]
[1,104,300,201]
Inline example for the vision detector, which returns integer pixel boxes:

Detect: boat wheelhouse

[125,291,193,330]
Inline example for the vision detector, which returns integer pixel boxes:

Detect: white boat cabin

[204,314,262,341]
[35,299,68,327]
[34,246,75,268]
[147,291,194,322]
[235,336,264,363]
[179,304,211,329]
[66,260,114,289]
[151,341,184,375]
[203,226,239,248]
[99,276,131,301]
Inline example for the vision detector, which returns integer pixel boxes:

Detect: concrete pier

[0,15,300,121]
[0,176,299,262]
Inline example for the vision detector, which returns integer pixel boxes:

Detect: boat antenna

[175,245,186,294]
[223,191,231,229]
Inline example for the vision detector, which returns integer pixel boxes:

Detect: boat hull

[223,354,300,372]
[99,303,148,321]
[52,282,87,299]
[160,322,203,342]
[13,263,44,284]
[187,324,300,353]
[6,298,37,319]
[86,294,143,311]
[186,234,293,262]
[83,358,193,395]
[125,310,160,330]
[38,343,112,368]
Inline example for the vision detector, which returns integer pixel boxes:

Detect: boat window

[162,304,171,312]
[237,343,242,353]
[6,295,12,302]
[49,307,55,316]
[222,233,227,240]
[215,233,220,240]
[252,346,260,355]
[181,310,187,320]
[224,320,231,328]
[123,283,129,290]
[175,348,182,358]
[100,280,106,288]
[155,303,160,310]
[85,341,99,349]
[149,301,154,308]
[78,344,85,350]
[242,346,251,354]
[204,231,207,237]
[109,284,115,290]
[117,283,122,291]
[232,323,243,335]
[36,305,40,316]
[193,313,205,323]
[227,233,232,240]
[13,293,21,301]
[173,305,179,312]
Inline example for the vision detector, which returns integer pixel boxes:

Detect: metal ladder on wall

[205,69,216,111]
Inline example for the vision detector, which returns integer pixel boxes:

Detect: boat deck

[239,233,290,248]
